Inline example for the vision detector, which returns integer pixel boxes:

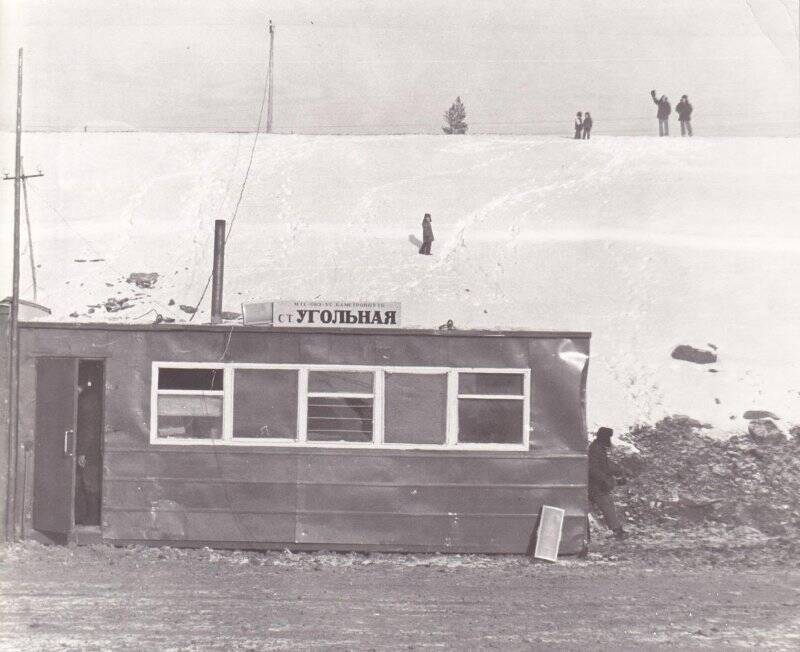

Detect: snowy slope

[1,133,799,432]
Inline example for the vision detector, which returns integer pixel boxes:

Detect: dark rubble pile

[611,416,800,538]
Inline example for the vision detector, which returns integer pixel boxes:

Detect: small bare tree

[442,96,467,134]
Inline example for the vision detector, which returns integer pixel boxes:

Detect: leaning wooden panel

[533,505,566,561]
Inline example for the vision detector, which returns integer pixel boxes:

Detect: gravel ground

[2,537,800,651]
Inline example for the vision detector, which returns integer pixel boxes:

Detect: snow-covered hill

[2,133,799,432]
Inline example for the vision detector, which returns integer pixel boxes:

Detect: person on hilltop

[582,111,593,139]
[650,89,672,137]
[676,94,693,137]
[419,213,434,255]
[588,426,627,540]
[574,111,583,139]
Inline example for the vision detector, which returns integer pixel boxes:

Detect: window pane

[157,395,223,439]
[233,369,298,439]
[308,371,373,394]
[307,396,373,442]
[384,373,446,445]
[458,399,524,444]
[458,373,523,395]
[158,368,223,391]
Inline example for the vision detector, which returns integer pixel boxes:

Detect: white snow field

[1,133,799,432]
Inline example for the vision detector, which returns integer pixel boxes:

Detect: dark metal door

[32,357,78,534]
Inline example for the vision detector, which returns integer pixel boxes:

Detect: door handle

[63,429,74,457]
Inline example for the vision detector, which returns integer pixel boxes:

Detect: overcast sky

[1,0,798,135]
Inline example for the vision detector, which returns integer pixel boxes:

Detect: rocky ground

[607,415,800,556]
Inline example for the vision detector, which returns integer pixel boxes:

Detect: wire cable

[188,23,272,322]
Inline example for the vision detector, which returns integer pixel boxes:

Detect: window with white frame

[154,367,225,439]
[151,363,530,449]
[456,372,526,445]
[233,368,298,439]
[306,370,374,443]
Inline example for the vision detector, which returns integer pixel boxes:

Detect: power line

[188,19,273,322]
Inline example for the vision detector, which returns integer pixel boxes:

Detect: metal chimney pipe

[210,219,226,324]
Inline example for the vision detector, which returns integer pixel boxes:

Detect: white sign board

[533,505,565,562]
[248,301,401,328]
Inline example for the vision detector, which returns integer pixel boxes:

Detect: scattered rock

[168,299,175,306]
[179,304,197,314]
[104,297,133,312]
[220,311,241,321]
[69,312,79,318]
[74,259,87,263]
[671,345,717,364]
[743,410,779,421]
[747,419,784,442]
[126,272,159,289]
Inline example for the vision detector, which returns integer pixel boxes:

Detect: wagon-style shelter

[2,318,591,554]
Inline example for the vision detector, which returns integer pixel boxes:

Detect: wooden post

[2,51,43,542]
[4,48,23,542]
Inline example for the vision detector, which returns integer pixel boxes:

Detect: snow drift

[1,133,799,432]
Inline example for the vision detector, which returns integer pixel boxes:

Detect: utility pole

[3,49,43,542]
[266,20,275,133]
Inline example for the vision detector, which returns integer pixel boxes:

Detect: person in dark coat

[650,90,671,137]
[419,213,434,255]
[676,94,693,137]
[582,112,593,139]
[588,426,626,539]
[75,377,103,525]
[573,111,583,139]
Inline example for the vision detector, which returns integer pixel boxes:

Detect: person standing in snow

[419,213,434,255]
[650,90,671,137]
[582,112,593,139]
[676,94,693,137]
[588,427,627,540]
[574,111,583,139]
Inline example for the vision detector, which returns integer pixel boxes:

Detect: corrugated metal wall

[17,325,590,554]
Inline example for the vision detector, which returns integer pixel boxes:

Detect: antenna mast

[266,20,275,133]
[3,49,43,541]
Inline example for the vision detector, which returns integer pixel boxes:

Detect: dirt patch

[2,541,800,650]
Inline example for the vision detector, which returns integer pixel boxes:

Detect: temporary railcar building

[2,318,590,554]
